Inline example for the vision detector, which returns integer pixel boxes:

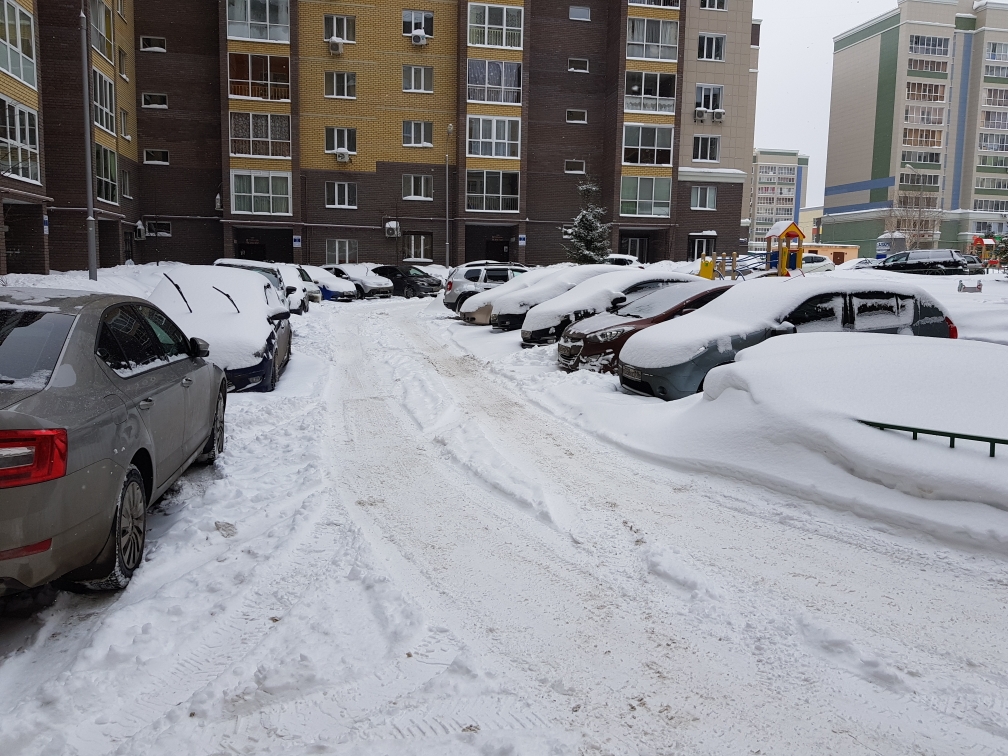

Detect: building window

[689,236,715,260]
[90,0,113,61]
[628,0,679,7]
[404,233,434,260]
[698,34,726,61]
[569,6,590,21]
[695,84,723,111]
[620,176,671,216]
[908,58,947,74]
[403,120,434,147]
[92,69,115,133]
[902,128,942,148]
[120,108,129,138]
[326,239,357,264]
[325,71,356,98]
[468,4,523,49]
[325,127,357,153]
[624,72,676,113]
[232,171,290,214]
[693,135,720,161]
[141,92,168,108]
[564,159,585,173]
[627,19,678,60]
[906,82,944,102]
[568,57,588,72]
[977,176,1008,190]
[700,0,725,8]
[466,170,518,211]
[403,10,433,36]
[691,185,717,210]
[118,47,127,78]
[0,98,39,182]
[325,181,357,208]
[983,111,1008,130]
[121,169,131,198]
[900,172,939,187]
[909,35,948,57]
[228,0,290,41]
[979,132,1008,152]
[566,109,587,123]
[146,221,171,237]
[228,53,290,100]
[403,65,434,92]
[467,60,521,104]
[904,105,944,125]
[988,42,1008,63]
[623,125,673,165]
[230,112,291,157]
[139,36,166,51]
[0,3,36,88]
[95,144,117,204]
[986,88,1008,107]
[974,199,1008,212]
[902,150,941,165]
[324,15,356,41]
[467,116,519,157]
[402,174,433,200]
[143,149,169,164]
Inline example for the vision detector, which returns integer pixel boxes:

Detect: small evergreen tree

[561,181,612,264]
[995,235,1008,268]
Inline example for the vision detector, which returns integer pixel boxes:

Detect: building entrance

[234,227,293,263]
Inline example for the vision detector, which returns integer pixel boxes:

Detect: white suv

[443,262,528,311]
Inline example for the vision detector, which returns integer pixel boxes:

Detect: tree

[561,180,612,264]
[884,180,943,250]
[994,235,1008,267]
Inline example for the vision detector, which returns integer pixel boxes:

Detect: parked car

[877,248,967,275]
[273,264,316,313]
[370,265,443,298]
[299,264,357,302]
[558,281,731,373]
[213,259,299,313]
[149,265,292,392]
[606,254,643,267]
[800,253,836,274]
[837,257,879,271]
[290,266,323,302]
[490,265,620,332]
[459,266,560,325]
[520,269,704,345]
[961,254,985,275]
[443,262,529,312]
[322,263,394,298]
[0,288,228,596]
[618,277,956,401]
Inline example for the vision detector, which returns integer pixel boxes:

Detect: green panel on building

[821,217,887,258]
[870,28,899,204]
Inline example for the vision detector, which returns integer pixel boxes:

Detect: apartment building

[748,147,809,250]
[823,0,1008,257]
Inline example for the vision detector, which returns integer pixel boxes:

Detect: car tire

[81,466,147,591]
[355,285,365,299]
[454,292,474,313]
[404,285,416,299]
[198,387,226,463]
[263,351,279,392]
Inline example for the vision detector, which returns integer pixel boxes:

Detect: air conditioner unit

[712,108,725,123]
[385,221,402,238]
[411,30,427,46]
[335,148,351,163]
[329,36,343,55]
[694,107,707,123]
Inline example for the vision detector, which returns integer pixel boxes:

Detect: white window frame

[143,148,169,164]
[402,173,433,201]
[231,170,292,215]
[325,127,357,154]
[620,176,671,217]
[228,0,291,42]
[564,159,585,174]
[695,83,723,111]
[404,233,434,260]
[622,123,674,166]
[627,18,678,61]
[325,181,357,208]
[90,0,114,62]
[628,0,678,6]
[95,143,118,205]
[141,92,168,109]
[467,115,520,158]
[698,34,726,61]
[625,71,677,113]
[325,71,356,99]
[566,109,587,123]
[569,6,590,21]
[690,185,717,210]
[909,35,949,57]
[229,112,291,157]
[120,108,130,139]
[0,97,40,183]
[117,47,127,79]
[403,120,434,147]
[324,15,356,42]
[326,239,358,264]
[402,10,433,36]
[699,0,726,8]
[0,1,37,89]
[467,59,522,104]
[139,36,166,52]
[568,57,589,73]
[92,69,115,134]
[468,3,523,49]
[465,169,519,212]
[120,168,131,198]
[692,134,720,162]
[403,65,434,92]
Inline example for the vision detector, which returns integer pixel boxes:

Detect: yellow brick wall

[0,74,38,111]
[114,0,137,163]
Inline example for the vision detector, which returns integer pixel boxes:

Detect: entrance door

[485,238,509,261]
[234,227,294,263]
[627,238,648,262]
[689,236,716,261]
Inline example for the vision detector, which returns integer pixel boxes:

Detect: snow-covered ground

[2,278,1008,754]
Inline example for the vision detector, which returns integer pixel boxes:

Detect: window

[120,108,129,138]
[403,65,434,92]
[980,132,1008,152]
[232,171,291,214]
[325,181,357,208]
[698,34,726,61]
[466,170,519,211]
[404,233,433,260]
[0,2,36,88]
[229,54,290,100]
[984,111,1008,130]
[909,35,948,57]
[403,120,434,147]
[689,236,715,260]
[980,154,1008,167]
[145,221,171,237]
[325,71,356,98]
[92,69,115,133]
[985,64,1008,78]
[95,144,117,204]
[902,128,942,148]
[402,10,433,36]
[628,0,678,7]
[402,174,433,200]
[625,72,676,113]
[902,150,941,165]
[564,159,585,173]
[467,116,519,157]
[988,42,1008,62]
[142,92,168,108]
[620,176,671,216]
[90,0,113,61]
[904,105,944,125]
[693,135,719,161]
[326,239,358,264]
[906,82,944,102]
[143,149,169,164]
[324,15,355,41]
[569,6,590,21]
[230,113,291,157]
[98,306,164,376]
[627,19,678,60]
[140,36,166,51]
[695,83,723,111]
[118,47,127,78]
[121,169,131,198]
[0,98,39,182]
[468,4,523,49]
[700,0,725,7]
[691,185,716,210]
[325,127,357,153]
[467,59,521,103]
[117,0,123,16]
[974,199,1008,212]
[566,109,587,123]
[568,57,588,72]
[908,58,947,74]
[899,172,939,186]
[623,125,673,165]
[228,0,290,41]
[987,88,1008,107]
[977,176,1008,190]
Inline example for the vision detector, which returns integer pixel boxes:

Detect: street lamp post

[80,10,97,281]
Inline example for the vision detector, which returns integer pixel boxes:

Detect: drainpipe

[81,10,97,280]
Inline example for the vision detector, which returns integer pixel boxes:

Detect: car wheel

[303,298,309,313]
[454,292,474,313]
[262,351,279,392]
[82,466,147,591]
[404,285,416,299]
[355,285,365,299]
[198,387,226,463]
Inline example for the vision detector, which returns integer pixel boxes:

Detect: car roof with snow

[326,263,391,284]
[301,264,357,291]
[0,288,117,313]
[458,265,566,314]
[567,280,729,336]
[492,264,618,316]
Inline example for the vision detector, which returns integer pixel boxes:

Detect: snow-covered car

[322,263,393,298]
[300,264,357,302]
[520,269,705,345]
[443,262,529,311]
[490,264,622,332]
[618,277,957,401]
[213,259,298,314]
[459,266,559,324]
[606,253,644,267]
[150,265,292,392]
[291,266,323,302]
[836,257,879,271]
[371,265,443,298]
[800,254,836,274]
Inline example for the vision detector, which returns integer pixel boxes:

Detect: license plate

[622,365,641,381]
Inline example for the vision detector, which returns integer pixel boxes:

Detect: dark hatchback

[877,249,967,275]
[371,265,442,298]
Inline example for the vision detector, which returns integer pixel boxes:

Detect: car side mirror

[608,295,627,312]
[285,286,297,296]
[770,321,797,337]
[269,311,291,323]
[189,337,210,358]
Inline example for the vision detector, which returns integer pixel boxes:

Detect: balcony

[466,195,519,212]
[624,95,675,114]
[229,81,290,101]
[468,85,521,104]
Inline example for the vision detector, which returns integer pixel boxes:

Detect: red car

[557,281,731,373]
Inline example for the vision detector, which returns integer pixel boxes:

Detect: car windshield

[0,309,76,388]
[406,267,428,277]
[298,267,313,282]
[618,285,716,319]
[238,266,282,290]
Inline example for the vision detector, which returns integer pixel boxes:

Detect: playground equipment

[765,221,805,276]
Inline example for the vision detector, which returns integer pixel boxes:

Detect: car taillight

[0,429,68,489]
[446,280,453,292]
[945,317,958,339]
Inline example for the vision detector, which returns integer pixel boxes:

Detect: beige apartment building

[748,147,809,250]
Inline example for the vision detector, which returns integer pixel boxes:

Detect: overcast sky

[752,0,897,208]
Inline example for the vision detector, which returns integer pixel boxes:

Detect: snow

[491,264,618,317]
[300,264,357,296]
[457,265,562,316]
[328,263,393,289]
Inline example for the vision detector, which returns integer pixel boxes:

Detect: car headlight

[521,330,531,339]
[587,327,630,343]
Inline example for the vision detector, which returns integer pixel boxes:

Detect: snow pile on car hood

[459,265,566,315]
[522,269,704,333]
[492,264,618,317]
[300,264,356,294]
[336,263,392,287]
